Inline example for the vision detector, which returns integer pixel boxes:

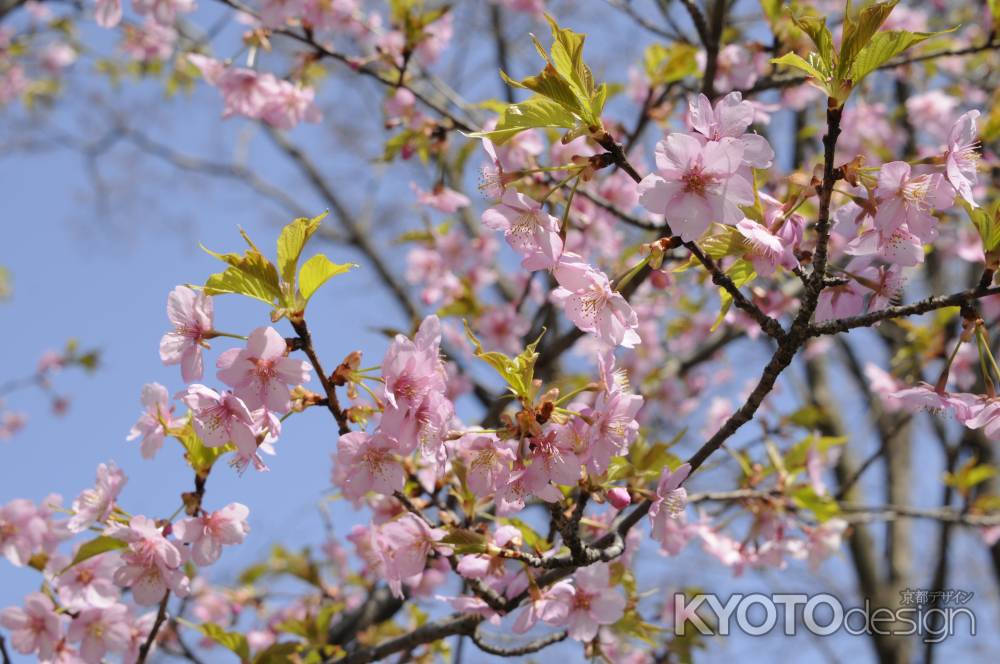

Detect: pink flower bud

[607,487,631,510]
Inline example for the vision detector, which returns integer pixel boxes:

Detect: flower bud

[607,487,631,510]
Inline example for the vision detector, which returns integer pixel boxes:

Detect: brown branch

[0,633,11,664]
[808,285,1000,337]
[329,613,481,664]
[471,624,568,657]
[291,318,351,435]
[136,592,170,664]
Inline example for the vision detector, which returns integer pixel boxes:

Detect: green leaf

[202,230,282,307]
[501,66,583,117]
[476,15,605,144]
[837,0,900,79]
[464,321,543,398]
[961,198,1000,252]
[499,517,550,552]
[440,528,488,555]
[467,96,576,145]
[0,265,11,300]
[277,213,327,288]
[770,52,829,88]
[945,458,998,494]
[194,623,251,662]
[254,643,302,664]
[643,42,699,85]
[174,420,233,473]
[711,260,756,332]
[62,536,128,572]
[849,29,951,84]
[298,254,356,304]
[791,13,835,67]
[791,485,840,522]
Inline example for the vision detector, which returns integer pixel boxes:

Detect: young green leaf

[643,42,699,85]
[791,13,835,67]
[194,623,251,662]
[711,259,756,332]
[277,212,327,288]
[837,0,900,79]
[61,536,128,573]
[849,29,952,84]
[298,254,356,303]
[769,52,831,91]
[468,95,577,145]
[440,528,489,555]
[470,15,604,145]
[202,230,282,306]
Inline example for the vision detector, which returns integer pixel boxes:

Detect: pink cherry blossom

[482,190,564,271]
[132,0,196,26]
[709,43,762,92]
[905,90,958,144]
[795,518,848,570]
[334,431,405,499]
[688,92,774,168]
[174,503,250,566]
[814,280,867,322]
[0,592,65,659]
[107,515,189,604]
[159,286,213,382]
[512,579,574,634]
[67,604,131,663]
[95,0,122,28]
[301,0,360,34]
[122,612,157,663]
[638,133,753,241]
[54,550,121,609]
[845,223,925,267]
[372,514,447,598]
[547,563,626,642]
[126,382,179,459]
[736,218,796,277]
[379,315,454,456]
[412,182,470,213]
[259,0,305,28]
[180,384,259,458]
[586,380,643,474]
[889,383,978,422]
[494,0,545,18]
[0,499,47,566]
[476,304,531,355]
[524,429,582,491]
[459,434,515,497]
[649,463,692,554]
[258,78,323,130]
[217,326,311,413]
[67,461,127,533]
[943,110,981,207]
[455,524,522,580]
[122,19,178,62]
[874,161,952,240]
[552,256,641,348]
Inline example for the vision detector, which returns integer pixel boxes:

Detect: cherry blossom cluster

[0,460,249,662]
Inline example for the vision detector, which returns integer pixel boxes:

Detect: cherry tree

[3,1,1000,663]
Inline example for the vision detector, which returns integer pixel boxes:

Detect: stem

[205,330,247,341]
[136,592,170,664]
[290,318,351,435]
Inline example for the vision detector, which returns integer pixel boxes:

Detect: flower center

[681,166,712,196]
